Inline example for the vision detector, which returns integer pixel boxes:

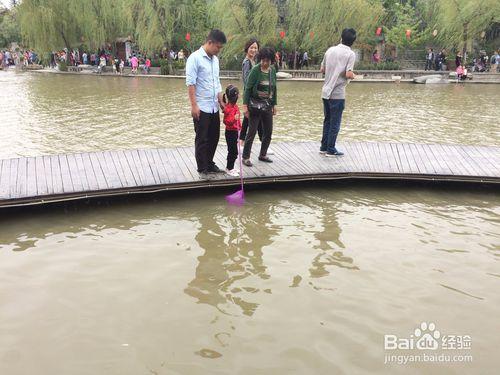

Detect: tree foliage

[210,0,278,62]
[13,0,500,60]
[286,0,385,59]
[0,5,20,48]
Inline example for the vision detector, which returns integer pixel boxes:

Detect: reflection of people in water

[309,199,358,278]
[185,205,276,316]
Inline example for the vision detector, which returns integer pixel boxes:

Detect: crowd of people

[425,47,500,74]
[186,28,356,179]
[0,49,39,68]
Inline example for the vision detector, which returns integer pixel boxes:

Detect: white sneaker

[225,168,240,177]
[267,148,275,155]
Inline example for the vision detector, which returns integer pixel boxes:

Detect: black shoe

[198,170,210,180]
[243,159,253,167]
[258,156,273,163]
[207,164,223,173]
[325,150,344,157]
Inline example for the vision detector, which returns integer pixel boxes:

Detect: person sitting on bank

[242,47,278,166]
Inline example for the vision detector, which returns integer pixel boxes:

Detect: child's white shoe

[225,168,240,177]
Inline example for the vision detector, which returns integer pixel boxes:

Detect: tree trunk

[462,22,468,59]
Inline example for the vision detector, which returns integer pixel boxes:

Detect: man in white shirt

[186,29,227,177]
[320,28,356,156]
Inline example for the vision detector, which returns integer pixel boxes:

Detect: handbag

[249,97,272,112]
[248,69,273,113]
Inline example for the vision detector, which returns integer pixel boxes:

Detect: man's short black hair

[257,47,276,63]
[341,28,357,47]
[207,29,227,44]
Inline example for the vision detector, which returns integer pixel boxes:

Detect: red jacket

[223,103,242,131]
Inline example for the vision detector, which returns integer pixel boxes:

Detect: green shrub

[159,59,171,75]
[58,61,68,71]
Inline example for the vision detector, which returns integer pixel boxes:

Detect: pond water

[0,71,499,374]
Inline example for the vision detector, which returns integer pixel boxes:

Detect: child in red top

[223,85,242,177]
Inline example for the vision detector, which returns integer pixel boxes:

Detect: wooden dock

[0,141,498,208]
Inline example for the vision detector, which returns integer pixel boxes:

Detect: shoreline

[14,67,500,84]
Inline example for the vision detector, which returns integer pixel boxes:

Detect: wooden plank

[274,142,311,175]
[136,149,158,186]
[343,142,364,173]
[81,153,99,190]
[401,143,422,174]
[428,144,456,175]
[26,157,38,197]
[99,151,123,189]
[441,144,475,176]
[452,146,490,177]
[112,151,137,187]
[35,156,48,196]
[379,143,403,174]
[409,143,434,174]
[167,148,193,182]
[0,159,10,199]
[473,146,500,169]
[16,158,28,198]
[120,150,144,186]
[48,155,64,194]
[66,154,84,192]
[42,156,54,195]
[424,144,452,175]
[359,142,382,173]
[390,143,410,174]
[355,142,375,173]
[8,158,19,198]
[73,153,91,191]
[143,149,164,184]
[436,144,469,176]
[468,146,500,176]
[106,151,127,188]
[374,142,392,173]
[59,154,74,193]
[148,149,171,184]
[158,148,184,183]
[88,152,109,190]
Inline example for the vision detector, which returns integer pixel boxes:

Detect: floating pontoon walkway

[0,141,498,208]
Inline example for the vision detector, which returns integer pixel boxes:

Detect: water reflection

[185,205,276,316]
[309,198,358,278]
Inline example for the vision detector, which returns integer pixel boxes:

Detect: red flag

[405,29,411,39]
[279,31,285,39]
[376,27,382,36]
[309,31,315,39]
[185,33,191,42]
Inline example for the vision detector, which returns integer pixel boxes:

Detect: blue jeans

[321,99,345,153]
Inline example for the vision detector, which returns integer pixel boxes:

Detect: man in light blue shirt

[186,29,227,177]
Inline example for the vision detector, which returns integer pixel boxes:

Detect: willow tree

[430,0,500,53]
[286,0,385,61]
[209,0,278,67]
[75,0,128,51]
[125,0,209,54]
[0,5,20,48]
[18,0,82,53]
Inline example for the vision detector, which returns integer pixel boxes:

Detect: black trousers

[193,111,220,172]
[242,109,273,159]
[225,130,239,170]
[240,116,263,141]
